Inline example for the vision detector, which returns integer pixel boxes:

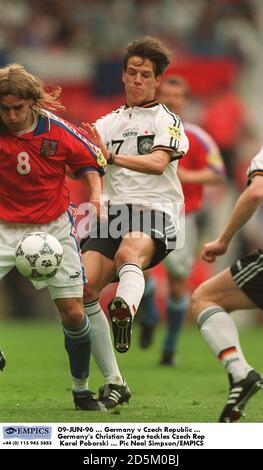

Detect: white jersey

[95,100,189,225]
[247,146,263,184]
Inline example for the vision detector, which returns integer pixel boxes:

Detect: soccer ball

[15,232,63,280]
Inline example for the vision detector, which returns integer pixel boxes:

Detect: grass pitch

[1,320,263,423]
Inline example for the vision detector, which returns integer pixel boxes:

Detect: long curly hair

[0,63,65,112]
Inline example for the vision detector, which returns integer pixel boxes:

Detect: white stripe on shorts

[233,253,263,287]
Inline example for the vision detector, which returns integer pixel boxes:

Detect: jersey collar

[0,110,51,137]
[33,113,51,136]
[124,99,159,109]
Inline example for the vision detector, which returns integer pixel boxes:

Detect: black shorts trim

[230,249,263,309]
[80,204,176,271]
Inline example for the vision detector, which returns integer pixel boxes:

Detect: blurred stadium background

[1,0,263,422]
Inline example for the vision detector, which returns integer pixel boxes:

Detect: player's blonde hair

[0,63,65,111]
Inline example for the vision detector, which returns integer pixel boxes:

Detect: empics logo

[4,427,17,435]
[3,426,52,440]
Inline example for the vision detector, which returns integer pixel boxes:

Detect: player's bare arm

[80,171,106,219]
[80,122,174,175]
[202,175,263,263]
[110,149,171,175]
[177,167,223,185]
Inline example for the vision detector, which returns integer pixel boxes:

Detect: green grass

[1,320,263,422]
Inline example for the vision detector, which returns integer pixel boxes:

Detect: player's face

[158,82,187,115]
[122,57,161,107]
[0,94,34,133]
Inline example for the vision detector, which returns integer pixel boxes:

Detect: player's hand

[80,123,109,162]
[201,239,228,263]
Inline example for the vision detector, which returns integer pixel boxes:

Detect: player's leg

[160,274,189,365]
[192,258,263,422]
[108,233,156,352]
[192,268,255,381]
[138,271,160,349]
[0,221,24,373]
[53,294,105,411]
[0,350,6,371]
[82,250,116,301]
[115,232,155,307]
[82,248,131,408]
[160,214,197,365]
[42,212,105,411]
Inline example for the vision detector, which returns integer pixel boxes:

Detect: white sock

[84,300,123,385]
[72,377,89,392]
[197,306,252,383]
[116,263,145,316]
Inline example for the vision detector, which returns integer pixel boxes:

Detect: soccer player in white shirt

[138,75,225,365]
[80,37,189,408]
[191,147,263,422]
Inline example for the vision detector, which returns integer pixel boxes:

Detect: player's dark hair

[123,37,171,77]
[0,63,65,111]
[161,75,190,98]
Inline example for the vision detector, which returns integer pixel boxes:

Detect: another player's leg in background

[191,269,263,422]
[138,272,159,349]
[138,269,189,364]
[160,273,190,366]
[83,250,131,408]
[0,350,6,371]
[55,297,105,411]
[160,219,196,365]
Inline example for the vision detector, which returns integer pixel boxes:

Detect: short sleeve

[247,146,263,185]
[66,134,105,179]
[151,105,189,160]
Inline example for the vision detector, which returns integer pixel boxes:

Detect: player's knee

[191,283,210,319]
[68,310,84,327]
[60,304,84,328]
[114,246,137,266]
[83,282,99,303]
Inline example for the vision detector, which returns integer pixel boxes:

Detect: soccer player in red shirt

[139,76,226,366]
[0,63,105,411]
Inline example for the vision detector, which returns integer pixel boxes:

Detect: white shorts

[0,209,85,300]
[163,213,198,279]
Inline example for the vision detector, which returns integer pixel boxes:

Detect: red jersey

[0,110,104,224]
[182,122,225,213]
